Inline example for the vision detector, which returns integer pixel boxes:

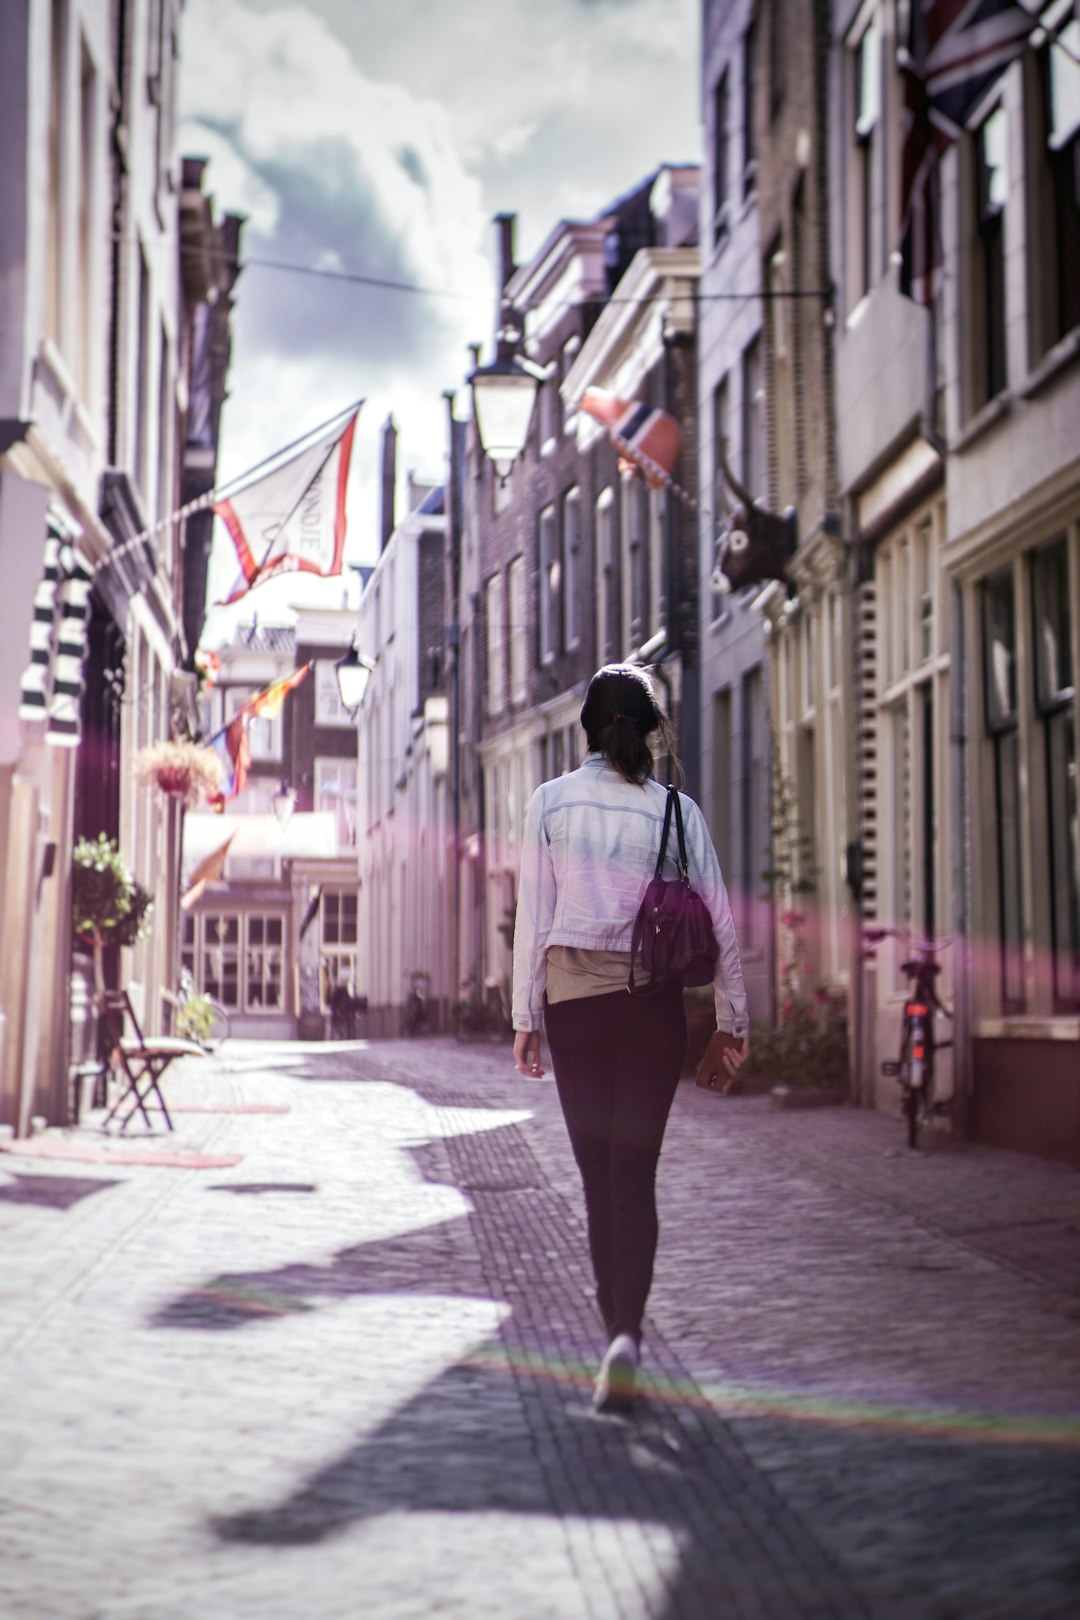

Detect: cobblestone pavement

[1,1037,1078,1620]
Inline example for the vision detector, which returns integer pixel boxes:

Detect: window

[971,106,1008,409]
[769,0,786,117]
[741,335,766,499]
[713,374,731,517]
[983,570,1024,1011]
[848,8,881,307]
[713,69,731,244]
[622,476,647,649]
[743,21,758,198]
[77,37,95,399]
[135,245,151,498]
[320,888,358,1007]
[741,666,768,946]
[596,489,617,662]
[181,911,287,1016]
[486,571,505,714]
[155,322,171,523]
[246,914,285,1009]
[562,490,580,651]
[315,756,358,848]
[314,659,354,727]
[1031,21,1080,358]
[539,373,559,448]
[538,505,559,663]
[1031,540,1079,1010]
[46,0,66,349]
[508,555,526,701]
[792,180,808,493]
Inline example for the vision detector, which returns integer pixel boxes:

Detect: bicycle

[166,967,232,1051]
[863,929,952,1149]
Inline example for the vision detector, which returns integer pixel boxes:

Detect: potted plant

[71,834,154,1003]
[134,738,222,807]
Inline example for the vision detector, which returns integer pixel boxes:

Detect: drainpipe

[443,391,462,1014]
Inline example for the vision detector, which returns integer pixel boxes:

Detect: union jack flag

[900,0,1042,303]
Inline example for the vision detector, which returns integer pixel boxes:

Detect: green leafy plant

[175,994,214,1045]
[72,835,154,1003]
[72,835,154,950]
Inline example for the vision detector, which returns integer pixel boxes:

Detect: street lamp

[334,642,375,717]
[271,781,298,826]
[467,332,545,481]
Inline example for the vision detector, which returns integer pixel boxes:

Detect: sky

[178,0,702,644]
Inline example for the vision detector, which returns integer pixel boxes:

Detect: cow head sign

[715,440,797,592]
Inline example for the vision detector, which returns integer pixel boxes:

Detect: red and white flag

[215,409,359,603]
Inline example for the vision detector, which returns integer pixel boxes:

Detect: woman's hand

[513,1030,545,1079]
[722,1037,750,1079]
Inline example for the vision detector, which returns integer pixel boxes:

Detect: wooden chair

[100,989,206,1133]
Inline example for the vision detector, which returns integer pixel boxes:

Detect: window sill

[1021,325,1080,402]
[974,1015,1080,1041]
[952,390,1012,454]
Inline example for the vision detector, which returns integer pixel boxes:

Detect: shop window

[1032,540,1079,1009]
[320,888,358,1008]
[183,910,287,1015]
[983,570,1025,1011]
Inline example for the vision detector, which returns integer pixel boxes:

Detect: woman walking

[512,665,749,1411]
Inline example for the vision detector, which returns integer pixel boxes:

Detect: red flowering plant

[134,738,222,807]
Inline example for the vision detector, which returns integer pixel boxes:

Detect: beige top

[545,945,632,1005]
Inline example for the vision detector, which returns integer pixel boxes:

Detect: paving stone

[0,1038,1077,1618]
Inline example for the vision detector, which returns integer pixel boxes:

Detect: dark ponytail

[580,664,679,785]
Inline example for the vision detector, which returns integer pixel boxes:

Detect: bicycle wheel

[903,1079,920,1149]
[202,1000,231,1051]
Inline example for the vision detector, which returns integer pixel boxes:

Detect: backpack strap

[653,785,676,879]
[669,786,690,880]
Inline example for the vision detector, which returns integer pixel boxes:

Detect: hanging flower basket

[134,739,222,808]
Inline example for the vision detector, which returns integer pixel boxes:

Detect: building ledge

[1020,325,1080,402]
[951,390,1012,455]
[974,1016,1080,1041]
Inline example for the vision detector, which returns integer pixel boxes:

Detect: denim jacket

[512,753,749,1038]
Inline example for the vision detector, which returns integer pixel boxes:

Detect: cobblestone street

[1,1037,1078,1620]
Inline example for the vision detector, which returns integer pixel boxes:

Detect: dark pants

[544,986,687,1344]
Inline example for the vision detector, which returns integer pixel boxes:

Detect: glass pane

[267,917,283,945]
[984,571,1017,724]
[1032,539,1072,707]
[248,917,264,945]
[978,106,1008,215]
[996,730,1025,1011]
[1047,709,1080,1009]
[1049,22,1080,146]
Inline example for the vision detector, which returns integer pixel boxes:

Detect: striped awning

[18,523,94,749]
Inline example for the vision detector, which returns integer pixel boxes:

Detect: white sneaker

[593,1333,639,1412]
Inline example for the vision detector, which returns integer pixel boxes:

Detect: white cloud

[179,0,701,647]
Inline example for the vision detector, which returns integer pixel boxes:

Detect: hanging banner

[215,408,359,602]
